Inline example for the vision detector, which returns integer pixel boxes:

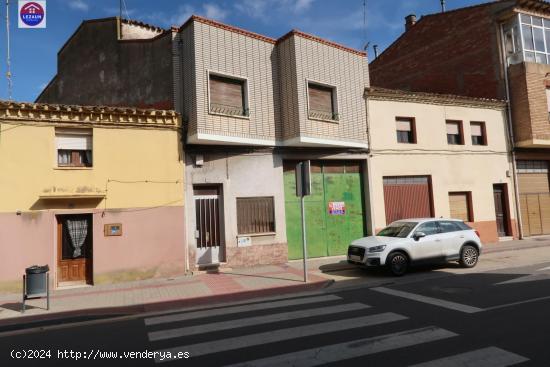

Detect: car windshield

[377,222,418,238]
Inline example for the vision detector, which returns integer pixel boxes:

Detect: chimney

[373,45,379,59]
[440,0,446,13]
[405,14,417,31]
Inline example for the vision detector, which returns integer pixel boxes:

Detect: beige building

[366,88,517,244]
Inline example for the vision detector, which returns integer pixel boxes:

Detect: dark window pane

[520,14,531,24]
[447,134,460,145]
[397,130,413,143]
[472,136,484,145]
[438,221,462,233]
[415,222,439,236]
[533,16,543,27]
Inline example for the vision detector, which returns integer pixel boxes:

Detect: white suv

[347,218,482,276]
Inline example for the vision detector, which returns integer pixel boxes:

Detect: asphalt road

[2,260,550,366]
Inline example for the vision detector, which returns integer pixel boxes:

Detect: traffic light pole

[300,194,308,283]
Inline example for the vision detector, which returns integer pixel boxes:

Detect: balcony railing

[308,109,339,121]
[210,103,249,117]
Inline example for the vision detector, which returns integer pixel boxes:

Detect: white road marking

[408,346,529,367]
[153,312,407,363]
[484,294,550,311]
[148,302,370,341]
[144,294,342,326]
[372,287,483,313]
[225,326,457,367]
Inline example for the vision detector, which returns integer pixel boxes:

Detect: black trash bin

[22,265,50,313]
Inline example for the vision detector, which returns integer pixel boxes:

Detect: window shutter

[308,84,333,114]
[446,122,459,135]
[56,132,92,150]
[396,119,412,131]
[546,88,550,113]
[237,197,275,235]
[449,193,470,222]
[209,75,245,111]
[470,123,482,137]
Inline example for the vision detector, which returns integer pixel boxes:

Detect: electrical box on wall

[104,223,122,236]
[195,154,204,167]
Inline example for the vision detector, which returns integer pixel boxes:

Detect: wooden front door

[57,214,93,285]
[493,185,510,237]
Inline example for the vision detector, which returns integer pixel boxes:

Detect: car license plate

[350,255,361,261]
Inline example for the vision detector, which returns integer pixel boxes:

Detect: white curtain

[66,219,88,258]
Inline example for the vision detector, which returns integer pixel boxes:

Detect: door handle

[435,239,442,242]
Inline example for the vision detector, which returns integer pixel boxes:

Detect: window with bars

[56,128,93,167]
[470,122,487,146]
[307,82,338,121]
[396,117,416,143]
[236,197,275,235]
[209,73,249,117]
[446,120,464,145]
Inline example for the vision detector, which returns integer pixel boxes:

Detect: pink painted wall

[0,206,186,286]
[0,211,54,282]
[93,206,185,275]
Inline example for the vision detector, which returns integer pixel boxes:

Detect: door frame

[56,213,94,287]
[493,183,512,237]
[193,184,225,265]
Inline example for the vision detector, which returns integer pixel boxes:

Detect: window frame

[470,121,488,146]
[207,70,250,119]
[448,191,474,223]
[236,196,276,236]
[55,128,93,169]
[446,120,465,145]
[395,117,417,144]
[306,79,339,123]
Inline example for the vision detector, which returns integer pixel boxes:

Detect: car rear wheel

[387,252,408,276]
[459,245,479,268]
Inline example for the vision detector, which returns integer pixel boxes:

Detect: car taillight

[475,230,480,238]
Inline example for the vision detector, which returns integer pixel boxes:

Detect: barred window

[237,197,275,235]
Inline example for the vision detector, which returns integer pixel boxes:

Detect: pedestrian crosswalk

[143,293,529,366]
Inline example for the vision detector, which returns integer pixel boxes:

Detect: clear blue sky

[0,0,491,102]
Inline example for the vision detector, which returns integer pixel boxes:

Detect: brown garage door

[383,176,433,224]
[517,160,550,237]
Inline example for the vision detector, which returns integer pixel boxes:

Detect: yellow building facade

[0,101,185,291]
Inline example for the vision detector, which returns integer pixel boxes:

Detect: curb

[0,278,334,335]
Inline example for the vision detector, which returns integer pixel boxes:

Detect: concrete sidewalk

[1,236,549,329]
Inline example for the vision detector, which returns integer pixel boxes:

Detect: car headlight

[368,245,386,253]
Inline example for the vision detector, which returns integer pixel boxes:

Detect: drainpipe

[499,23,524,240]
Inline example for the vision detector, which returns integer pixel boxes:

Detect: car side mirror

[413,231,426,241]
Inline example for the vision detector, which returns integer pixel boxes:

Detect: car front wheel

[387,252,408,276]
[459,245,479,268]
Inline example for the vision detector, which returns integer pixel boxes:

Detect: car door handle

[435,239,442,242]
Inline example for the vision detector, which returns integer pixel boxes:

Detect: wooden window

[209,73,248,116]
[470,122,487,146]
[446,120,464,145]
[56,129,93,167]
[237,197,275,235]
[308,82,338,121]
[396,117,416,144]
[449,192,473,222]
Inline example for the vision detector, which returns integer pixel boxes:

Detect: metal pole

[301,194,308,283]
[6,0,12,100]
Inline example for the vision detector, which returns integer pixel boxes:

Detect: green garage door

[284,161,366,260]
